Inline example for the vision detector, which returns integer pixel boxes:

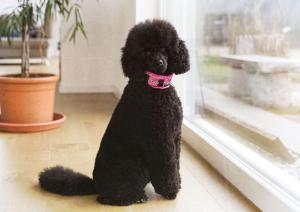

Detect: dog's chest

[136,89,182,132]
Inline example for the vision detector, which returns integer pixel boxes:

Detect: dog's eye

[160,48,166,53]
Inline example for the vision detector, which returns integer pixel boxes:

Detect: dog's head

[121,20,190,80]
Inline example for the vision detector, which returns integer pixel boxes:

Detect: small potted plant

[0,0,86,132]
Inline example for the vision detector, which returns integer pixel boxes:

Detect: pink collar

[145,71,173,90]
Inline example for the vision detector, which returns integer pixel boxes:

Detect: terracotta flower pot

[0,73,59,124]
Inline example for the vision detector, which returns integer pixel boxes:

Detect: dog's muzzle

[145,71,173,90]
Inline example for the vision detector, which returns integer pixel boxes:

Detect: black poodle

[39,19,190,206]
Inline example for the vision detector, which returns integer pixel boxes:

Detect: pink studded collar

[145,71,173,90]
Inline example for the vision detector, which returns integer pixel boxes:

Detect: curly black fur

[39,166,96,195]
[39,19,190,206]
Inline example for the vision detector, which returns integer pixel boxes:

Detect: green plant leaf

[0,0,88,72]
[44,0,53,28]
[0,11,21,45]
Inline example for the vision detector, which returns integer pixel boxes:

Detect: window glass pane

[196,0,300,181]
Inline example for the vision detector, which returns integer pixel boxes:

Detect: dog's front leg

[148,138,181,200]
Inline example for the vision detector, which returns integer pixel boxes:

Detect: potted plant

[0,0,86,132]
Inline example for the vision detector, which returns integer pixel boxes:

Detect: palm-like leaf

[0,11,21,44]
[0,0,87,77]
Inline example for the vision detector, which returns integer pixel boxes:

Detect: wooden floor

[0,93,259,212]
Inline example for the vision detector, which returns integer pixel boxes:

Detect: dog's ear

[121,47,129,77]
[168,40,190,75]
[121,46,139,78]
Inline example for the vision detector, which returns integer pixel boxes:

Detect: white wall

[136,0,160,22]
[60,0,135,93]
[0,1,19,13]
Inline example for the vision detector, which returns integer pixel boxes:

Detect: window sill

[201,87,300,162]
[182,117,300,212]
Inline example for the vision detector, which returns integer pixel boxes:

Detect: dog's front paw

[162,192,177,200]
[154,183,180,200]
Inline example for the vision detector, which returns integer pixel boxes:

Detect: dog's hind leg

[94,157,150,206]
[96,189,148,206]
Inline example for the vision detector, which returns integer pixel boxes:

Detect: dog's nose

[158,59,164,66]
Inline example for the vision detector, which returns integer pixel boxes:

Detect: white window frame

[158,0,300,211]
[183,118,300,211]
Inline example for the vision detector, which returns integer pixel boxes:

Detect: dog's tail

[39,166,97,195]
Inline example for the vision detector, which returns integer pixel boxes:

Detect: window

[160,0,300,210]
[197,0,300,183]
